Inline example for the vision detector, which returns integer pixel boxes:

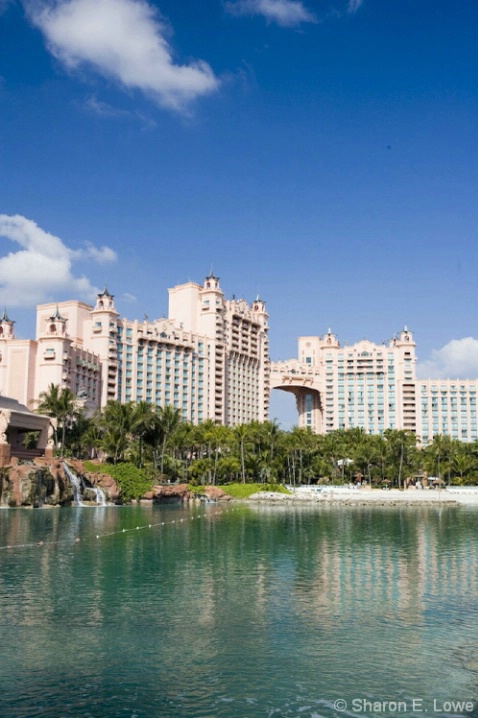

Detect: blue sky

[1,0,478,426]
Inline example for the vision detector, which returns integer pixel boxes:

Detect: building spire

[0,307,12,323]
[49,305,65,321]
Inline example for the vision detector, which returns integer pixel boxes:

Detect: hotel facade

[0,274,270,426]
[270,329,478,446]
[1,275,477,444]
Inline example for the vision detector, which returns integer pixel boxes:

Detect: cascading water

[92,487,107,506]
[63,463,108,506]
[63,463,85,506]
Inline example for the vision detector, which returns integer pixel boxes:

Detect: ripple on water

[1,505,478,717]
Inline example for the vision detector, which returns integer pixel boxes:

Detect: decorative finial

[49,305,65,321]
[1,307,11,323]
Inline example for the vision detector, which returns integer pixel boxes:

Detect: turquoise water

[1,504,477,718]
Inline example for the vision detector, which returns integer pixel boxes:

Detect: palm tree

[233,424,252,483]
[324,430,350,484]
[36,383,78,457]
[424,434,454,487]
[384,429,417,489]
[99,401,133,464]
[157,405,182,476]
[260,419,282,461]
[279,431,296,485]
[452,450,476,484]
[35,383,62,449]
[216,455,241,483]
[131,401,157,468]
[170,422,195,481]
[83,415,104,460]
[65,413,92,459]
[372,435,389,485]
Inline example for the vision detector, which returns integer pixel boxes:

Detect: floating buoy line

[0,505,243,552]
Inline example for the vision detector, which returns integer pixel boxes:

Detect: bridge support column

[273,386,323,433]
[294,388,323,432]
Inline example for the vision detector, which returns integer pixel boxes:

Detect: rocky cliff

[0,459,229,507]
[0,458,119,508]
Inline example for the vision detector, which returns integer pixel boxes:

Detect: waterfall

[93,486,107,506]
[63,463,108,506]
[63,463,85,506]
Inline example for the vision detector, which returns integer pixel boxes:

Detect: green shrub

[84,461,153,503]
[221,483,291,499]
[186,484,204,495]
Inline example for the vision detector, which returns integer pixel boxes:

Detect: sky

[1,0,478,427]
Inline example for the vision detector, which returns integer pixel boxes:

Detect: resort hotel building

[270,329,478,446]
[1,272,478,445]
[0,274,270,426]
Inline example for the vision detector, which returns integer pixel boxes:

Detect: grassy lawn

[220,483,291,499]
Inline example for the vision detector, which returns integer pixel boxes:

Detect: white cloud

[347,0,364,12]
[84,95,132,119]
[122,292,137,303]
[25,0,219,113]
[79,241,117,264]
[0,214,117,308]
[417,338,478,380]
[83,94,157,129]
[225,0,316,27]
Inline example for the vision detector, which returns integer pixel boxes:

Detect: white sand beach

[248,487,478,505]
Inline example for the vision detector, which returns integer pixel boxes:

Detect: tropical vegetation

[36,384,478,488]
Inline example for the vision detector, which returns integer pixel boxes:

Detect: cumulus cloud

[25,0,219,113]
[225,0,316,27]
[0,214,117,308]
[78,241,117,264]
[417,338,478,380]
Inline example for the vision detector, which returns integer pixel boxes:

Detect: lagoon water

[1,504,477,718]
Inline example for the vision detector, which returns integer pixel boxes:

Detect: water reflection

[0,504,477,717]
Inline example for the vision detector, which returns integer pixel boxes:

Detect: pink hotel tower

[0,274,477,446]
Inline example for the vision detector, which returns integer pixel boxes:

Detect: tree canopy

[45,389,478,488]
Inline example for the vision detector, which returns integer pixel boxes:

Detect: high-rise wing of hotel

[1,275,476,446]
